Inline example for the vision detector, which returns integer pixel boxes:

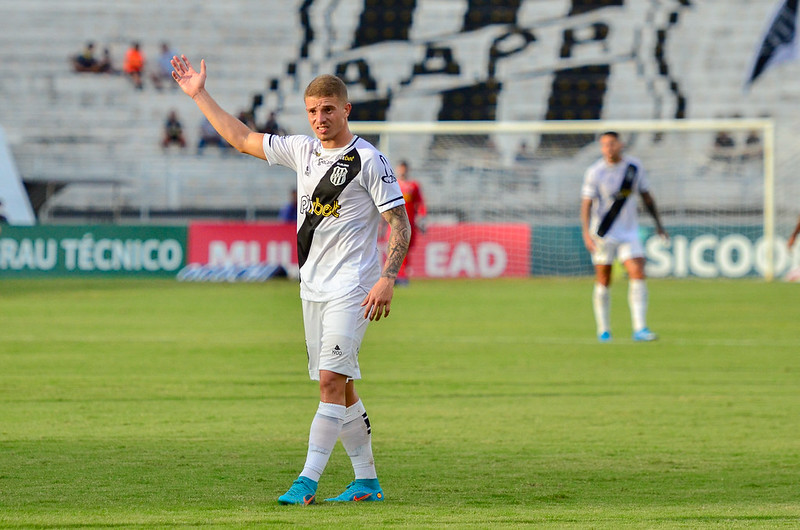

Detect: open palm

[171,55,206,98]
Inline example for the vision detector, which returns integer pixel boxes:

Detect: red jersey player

[392,160,426,283]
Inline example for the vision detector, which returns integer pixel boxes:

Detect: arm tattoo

[382,205,411,280]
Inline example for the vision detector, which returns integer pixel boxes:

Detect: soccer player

[787,214,800,249]
[392,160,426,284]
[171,55,410,504]
[580,131,668,342]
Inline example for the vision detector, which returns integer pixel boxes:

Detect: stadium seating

[0,1,797,221]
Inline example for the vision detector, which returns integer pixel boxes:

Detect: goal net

[350,119,792,280]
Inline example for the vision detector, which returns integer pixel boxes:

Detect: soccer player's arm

[172,55,266,160]
[382,205,411,281]
[361,205,410,321]
[580,197,595,253]
[641,191,668,240]
[191,91,266,160]
[580,167,597,253]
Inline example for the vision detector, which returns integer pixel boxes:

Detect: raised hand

[171,55,206,98]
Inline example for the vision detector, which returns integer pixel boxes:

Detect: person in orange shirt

[123,42,145,90]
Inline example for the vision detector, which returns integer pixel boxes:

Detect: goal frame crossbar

[351,119,777,280]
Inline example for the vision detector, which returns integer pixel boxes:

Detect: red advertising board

[188,221,297,270]
[187,222,530,278]
[403,224,530,278]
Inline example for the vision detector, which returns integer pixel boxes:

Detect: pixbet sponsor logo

[301,195,342,218]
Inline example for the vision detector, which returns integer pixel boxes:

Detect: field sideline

[1,277,799,528]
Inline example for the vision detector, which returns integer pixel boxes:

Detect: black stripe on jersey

[597,163,637,237]
[377,196,404,209]
[297,147,363,269]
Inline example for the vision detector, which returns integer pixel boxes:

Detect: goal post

[351,119,784,281]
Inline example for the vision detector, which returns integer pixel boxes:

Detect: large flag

[745,0,800,89]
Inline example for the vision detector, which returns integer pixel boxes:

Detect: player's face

[305,95,351,148]
[396,164,408,181]
[600,135,623,164]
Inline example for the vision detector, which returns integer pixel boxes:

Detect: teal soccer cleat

[633,327,658,342]
[598,331,612,342]
[278,476,317,505]
[325,479,384,502]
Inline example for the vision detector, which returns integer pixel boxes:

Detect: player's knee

[624,258,647,279]
[319,370,348,402]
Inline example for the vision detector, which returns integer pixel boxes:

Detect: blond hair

[304,74,349,102]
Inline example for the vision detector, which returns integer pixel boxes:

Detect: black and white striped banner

[745,0,800,88]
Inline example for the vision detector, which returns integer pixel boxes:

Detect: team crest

[330,166,348,186]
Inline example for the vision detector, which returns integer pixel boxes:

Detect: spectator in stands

[514,140,535,163]
[259,111,286,135]
[278,188,298,223]
[151,42,177,91]
[740,129,763,162]
[513,140,540,190]
[711,131,735,162]
[197,115,230,154]
[72,42,117,74]
[123,42,145,90]
[96,47,116,74]
[161,110,187,150]
[72,42,98,72]
[237,109,257,131]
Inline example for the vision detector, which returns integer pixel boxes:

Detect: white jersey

[581,155,650,243]
[263,133,405,302]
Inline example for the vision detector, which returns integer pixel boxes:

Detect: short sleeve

[362,154,404,213]
[262,134,310,171]
[581,165,598,200]
[634,162,649,193]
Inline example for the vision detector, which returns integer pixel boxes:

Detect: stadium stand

[0,0,798,224]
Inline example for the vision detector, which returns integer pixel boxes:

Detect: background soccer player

[787,213,800,249]
[171,55,410,505]
[391,160,426,285]
[580,131,668,342]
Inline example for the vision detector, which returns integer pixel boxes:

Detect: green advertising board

[530,225,797,278]
[0,225,187,277]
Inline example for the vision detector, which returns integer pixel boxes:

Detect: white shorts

[591,237,644,266]
[302,286,370,381]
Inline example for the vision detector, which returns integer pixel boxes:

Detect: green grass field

[1,277,799,529]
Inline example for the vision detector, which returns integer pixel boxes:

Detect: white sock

[339,400,377,480]
[593,283,611,335]
[628,279,648,331]
[300,402,345,482]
